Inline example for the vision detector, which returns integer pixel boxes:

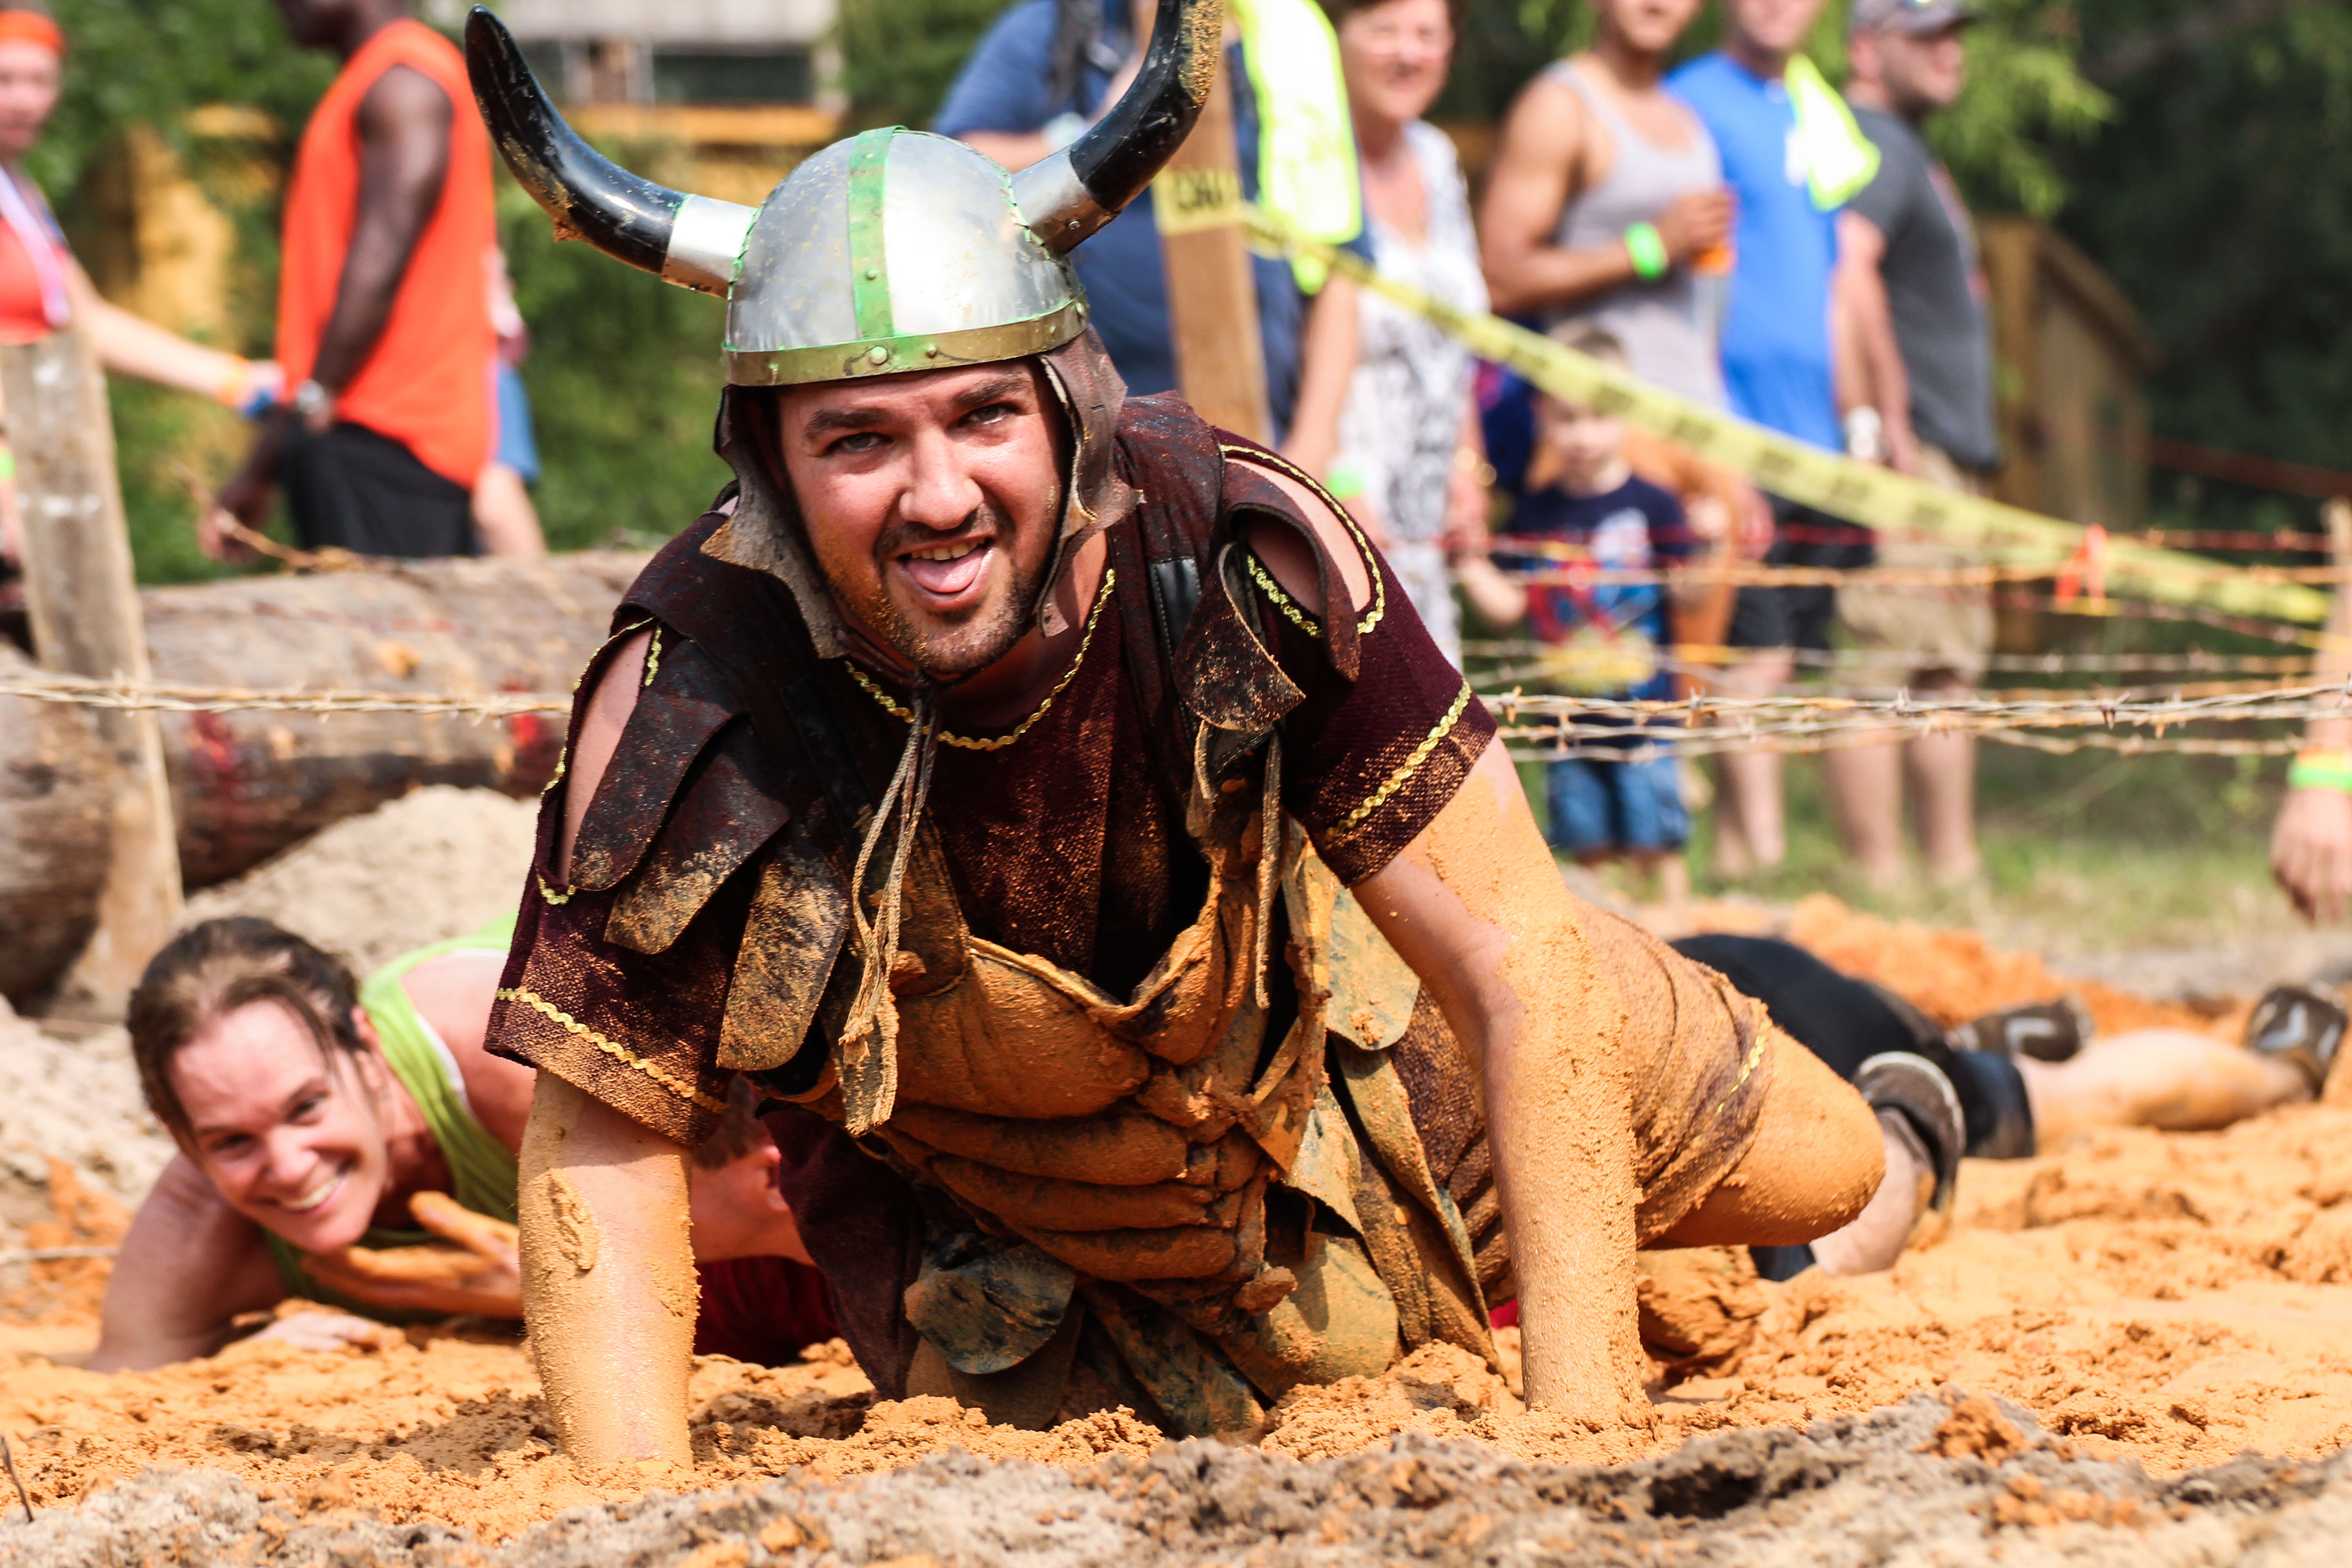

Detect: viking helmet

[463,0,1219,385]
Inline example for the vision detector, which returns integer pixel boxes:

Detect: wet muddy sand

[10,895,2352,1562]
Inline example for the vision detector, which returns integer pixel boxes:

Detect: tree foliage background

[31,0,2352,579]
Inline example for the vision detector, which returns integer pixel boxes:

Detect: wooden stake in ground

[1,328,183,1015]
[1154,42,1270,443]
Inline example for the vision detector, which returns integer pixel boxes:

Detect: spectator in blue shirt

[936,0,1365,470]
[1667,0,1863,881]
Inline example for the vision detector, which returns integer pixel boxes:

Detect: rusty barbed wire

[0,672,565,718]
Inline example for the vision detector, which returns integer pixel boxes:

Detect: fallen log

[0,641,111,999]
[1,550,647,1004]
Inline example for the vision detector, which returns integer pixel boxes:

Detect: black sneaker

[2245,984,2348,1096]
[1854,1051,1965,1217]
[1948,998,2093,1064]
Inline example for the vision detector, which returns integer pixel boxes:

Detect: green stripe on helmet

[846,127,898,342]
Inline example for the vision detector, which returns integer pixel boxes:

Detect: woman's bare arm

[90,1154,285,1372]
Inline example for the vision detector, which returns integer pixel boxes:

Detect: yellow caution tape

[1242,205,2334,626]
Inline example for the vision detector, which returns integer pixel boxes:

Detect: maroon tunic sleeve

[1236,496,1495,887]
[488,623,771,1147]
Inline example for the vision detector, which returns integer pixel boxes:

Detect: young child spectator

[1456,325,1722,900]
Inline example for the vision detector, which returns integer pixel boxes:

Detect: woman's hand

[304,1192,523,1318]
[250,1310,396,1355]
[2273,786,2352,923]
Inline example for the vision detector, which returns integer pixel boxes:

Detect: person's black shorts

[283,421,476,559]
[1724,500,1873,652]
[1669,933,2030,1159]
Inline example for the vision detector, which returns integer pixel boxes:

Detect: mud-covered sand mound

[183,784,539,977]
[15,1392,2352,1566]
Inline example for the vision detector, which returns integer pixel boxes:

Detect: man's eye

[965,402,1017,426]
[291,1096,326,1122]
[828,431,885,456]
[207,1135,252,1159]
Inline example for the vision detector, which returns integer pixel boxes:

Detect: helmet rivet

[866,345,889,365]
[864,266,880,280]
[925,344,940,358]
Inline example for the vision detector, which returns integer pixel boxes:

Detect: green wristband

[2290,750,2352,792]
[1624,221,1670,281]
[0,448,14,483]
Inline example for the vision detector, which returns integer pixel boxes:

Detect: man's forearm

[519,1072,697,1464]
[1355,741,1643,1417]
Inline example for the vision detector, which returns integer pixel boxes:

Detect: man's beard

[850,506,1051,681]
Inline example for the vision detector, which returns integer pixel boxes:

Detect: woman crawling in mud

[90,915,834,1372]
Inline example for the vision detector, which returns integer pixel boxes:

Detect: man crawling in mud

[457,2,1908,1461]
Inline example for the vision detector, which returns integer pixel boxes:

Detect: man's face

[1726,0,1826,60]
[1873,23,1969,113]
[274,0,356,49]
[1595,0,1706,59]
[771,362,1066,680]
[0,42,58,165]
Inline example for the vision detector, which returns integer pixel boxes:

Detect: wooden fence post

[1154,46,1271,444]
[2,327,182,1014]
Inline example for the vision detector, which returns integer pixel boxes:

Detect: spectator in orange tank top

[210,0,498,561]
[0,7,284,576]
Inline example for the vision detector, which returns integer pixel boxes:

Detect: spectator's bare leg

[1904,666,1978,884]
[1712,650,1794,876]
[472,461,548,558]
[1824,735,1906,888]
[2016,1029,2313,1150]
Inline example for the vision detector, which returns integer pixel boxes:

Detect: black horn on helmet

[1013,0,1224,253]
[462,6,751,293]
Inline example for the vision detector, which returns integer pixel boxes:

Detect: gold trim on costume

[848,567,1117,751]
[642,626,664,686]
[536,874,575,906]
[1336,681,1474,836]
[1715,1005,1773,1119]
[498,985,730,1113]
[1245,552,1321,638]
[1219,443,1386,636]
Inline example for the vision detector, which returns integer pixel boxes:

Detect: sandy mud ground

[9,793,2352,1560]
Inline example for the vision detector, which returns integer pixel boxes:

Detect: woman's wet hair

[125,917,366,1144]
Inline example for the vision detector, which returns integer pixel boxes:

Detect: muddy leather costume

[465,3,1773,1438]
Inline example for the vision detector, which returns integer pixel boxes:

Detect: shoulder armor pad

[607,719,790,955]
[568,634,740,894]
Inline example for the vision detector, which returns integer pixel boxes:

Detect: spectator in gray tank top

[1825,0,1995,890]
[1480,0,1733,408]
[1325,0,1488,667]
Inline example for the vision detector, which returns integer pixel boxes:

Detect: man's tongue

[902,541,989,598]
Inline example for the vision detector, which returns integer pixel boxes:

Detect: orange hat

[0,11,63,54]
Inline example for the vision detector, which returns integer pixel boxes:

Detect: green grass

[1686,744,2288,954]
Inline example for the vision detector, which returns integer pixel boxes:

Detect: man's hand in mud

[304,1192,523,1319]
[2274,786,2352,923]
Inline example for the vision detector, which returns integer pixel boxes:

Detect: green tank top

[262,913,522,1320]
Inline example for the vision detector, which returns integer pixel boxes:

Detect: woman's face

[0,42,59,165]
[1337,0,1453,130]
[170,999,393,1256]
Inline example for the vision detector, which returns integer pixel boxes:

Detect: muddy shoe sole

[1947,997,2092,1064]
[2245,983,2348,1096]
[1855,1051,1965,1217]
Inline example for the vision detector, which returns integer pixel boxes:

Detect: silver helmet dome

[463,0,1220,387]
